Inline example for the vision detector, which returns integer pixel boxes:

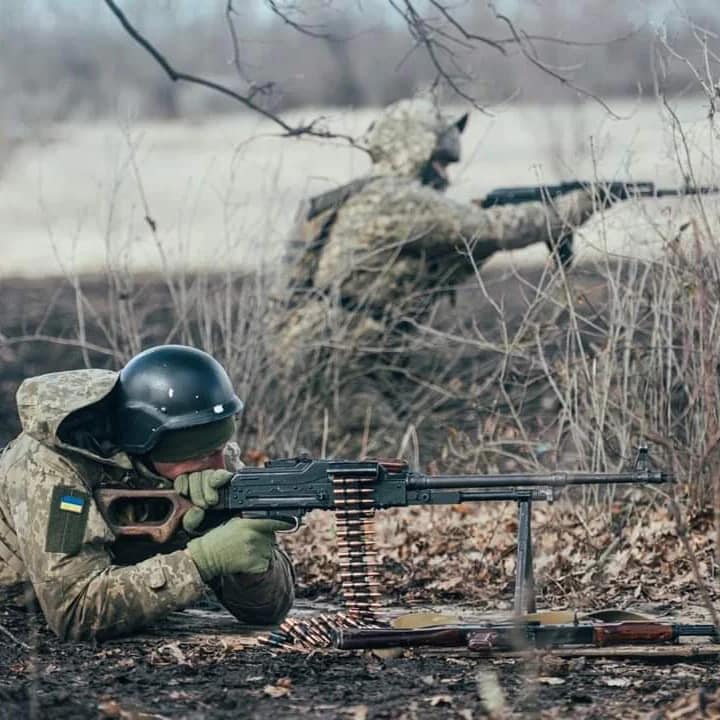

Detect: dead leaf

[538,677,566,686]
[370,647,404,660]
[345,706,368,720]
[603,677,632,688]
[150,642,189,667]
[98,700,169,720]
[263,677,293,698]
[429,695,453,706]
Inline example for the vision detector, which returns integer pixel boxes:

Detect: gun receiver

[95,446,671,613]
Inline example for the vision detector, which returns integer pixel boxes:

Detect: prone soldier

[0,345,295,641]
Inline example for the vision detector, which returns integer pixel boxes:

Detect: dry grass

[2,40,720,623]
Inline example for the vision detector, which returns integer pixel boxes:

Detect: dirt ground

[1,601,719,720]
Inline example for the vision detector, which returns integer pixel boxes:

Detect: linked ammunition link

[333,472,382,623]
[258,474,385,650]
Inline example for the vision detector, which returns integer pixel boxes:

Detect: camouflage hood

[365,96,463,180]
[15,369,129,468]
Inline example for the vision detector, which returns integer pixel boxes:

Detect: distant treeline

[2,0,719,128]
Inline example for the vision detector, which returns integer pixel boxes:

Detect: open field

[1,99,719,278]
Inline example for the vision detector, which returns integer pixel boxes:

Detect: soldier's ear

[455,113,468,133]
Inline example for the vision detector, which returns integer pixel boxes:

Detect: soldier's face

[152,446,227,480]
[420,115,467,191]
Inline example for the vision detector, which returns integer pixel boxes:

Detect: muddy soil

[1,602,718,720]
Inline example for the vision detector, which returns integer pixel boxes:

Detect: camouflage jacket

[278,176,595,358]
[278,98,596,358]
[0,370,294,641]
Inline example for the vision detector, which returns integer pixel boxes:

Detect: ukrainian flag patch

[46,486,89,555]
[59,495,84,514]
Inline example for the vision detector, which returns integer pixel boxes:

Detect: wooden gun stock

[94,488,193,544]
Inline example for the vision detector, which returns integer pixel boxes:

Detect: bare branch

[225,1,252,85]
[390,0,489,111]
[103,0,363,146]
[494,28,642,49]
[427,0,507,55]
[388,0,633,115]
[493,10,624,120]
[428,0,640,51]
[265,0,333,39]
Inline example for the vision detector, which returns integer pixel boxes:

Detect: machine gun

[478,180,719,209]
[96,445,671,616]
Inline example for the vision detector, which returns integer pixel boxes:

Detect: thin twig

[225,1,252,84]
[1,335,117,356]
[103,0,361,146]
[0,622,30,651]
[265,0,332,39]
[493,10,624,120]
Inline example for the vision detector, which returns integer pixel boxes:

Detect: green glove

[187,518,293,581]
[174,469,233,532]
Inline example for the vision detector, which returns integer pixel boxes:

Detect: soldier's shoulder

[2,432,87,482]
[342,177,463,214]
[340,176,419,206]
[307,177,380,220]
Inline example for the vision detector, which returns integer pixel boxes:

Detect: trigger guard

[277,516,300,534]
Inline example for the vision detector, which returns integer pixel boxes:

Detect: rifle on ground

[478,180,720,209]
[96,445,671,616]
[334,621,719,651]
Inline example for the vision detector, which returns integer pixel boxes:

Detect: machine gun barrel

[408,469,670,490]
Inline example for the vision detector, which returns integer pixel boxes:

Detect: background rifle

[334,622,719,651]
[478,180,720,209]
[96,445,671,616]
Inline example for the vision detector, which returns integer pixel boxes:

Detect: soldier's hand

[548,188,607,268]
[186,518,294,581]
[174,469,233,533]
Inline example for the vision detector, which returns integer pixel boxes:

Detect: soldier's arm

[212,443,295,626]
[8,444,206,641]
[209,546,295,626]
[362,184,595,262]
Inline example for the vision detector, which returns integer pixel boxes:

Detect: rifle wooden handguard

[594,622,675,645]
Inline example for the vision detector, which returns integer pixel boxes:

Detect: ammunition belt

[259,474,385,649]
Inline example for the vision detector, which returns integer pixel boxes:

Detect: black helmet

[113,345,243,455]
